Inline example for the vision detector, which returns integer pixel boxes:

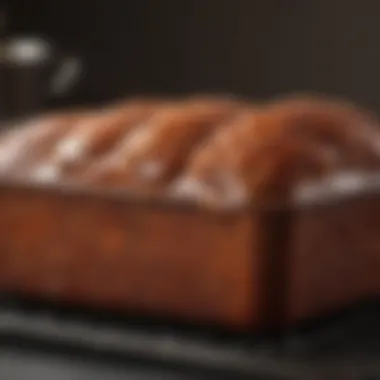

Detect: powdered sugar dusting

[171,173,247,207]
[32,164,61,183]
[172,177,206,197]
[56,137,86,162]
[293,171,377,204]
[120,123,152,154]
[138,161,164,180]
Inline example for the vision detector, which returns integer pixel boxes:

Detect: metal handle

[50,55,83,97]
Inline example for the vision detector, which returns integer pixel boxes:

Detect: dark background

[4,0,380,110]
[2,3,380,378]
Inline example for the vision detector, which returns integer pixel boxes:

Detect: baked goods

[28,100,163,183]
[172,96,380,206]
[0,94,378,329]
[0,111,86,178]
[85,98,242,189]
[53,99,161,168]
[0,94,379,204]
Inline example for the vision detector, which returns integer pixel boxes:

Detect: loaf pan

[0,175,378,330]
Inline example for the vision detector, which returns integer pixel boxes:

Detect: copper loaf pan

[0,174,378,331]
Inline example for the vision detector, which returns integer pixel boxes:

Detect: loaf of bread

[0,94,379,204]
[0,94,379,328]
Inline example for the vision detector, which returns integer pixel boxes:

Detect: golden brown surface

[173,96,380,206]
[2,94,379,206]
[0,111,87,178]
[0,186,256,328]
[0,94,379,330]
[84,98,242,190]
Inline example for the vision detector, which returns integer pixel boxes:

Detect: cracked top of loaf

[1,94,379,207]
